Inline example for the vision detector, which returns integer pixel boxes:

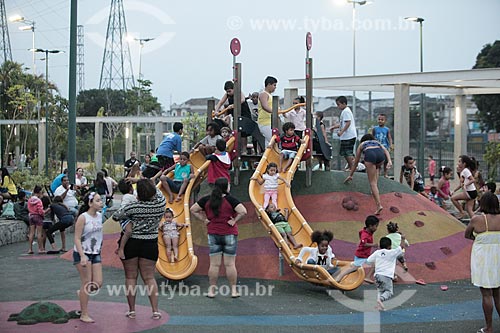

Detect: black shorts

[123,238,158,261]
[467,190,478,200]
[363,148,385,165]
[430,174,435,182]
[157,155,175,169]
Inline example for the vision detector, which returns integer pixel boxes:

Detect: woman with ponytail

[190,177,247,298]
[73,192,104,323]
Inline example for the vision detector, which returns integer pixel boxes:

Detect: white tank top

[74,212,103,254]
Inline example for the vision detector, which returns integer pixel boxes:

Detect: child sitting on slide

[265,203,302,249]
[295,230,340,279]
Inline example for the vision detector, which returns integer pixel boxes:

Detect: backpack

[1,201,16,219]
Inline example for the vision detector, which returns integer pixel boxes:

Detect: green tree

[182,112,206,148]
[0,61,46,165]
[484,142,500,181]
[473,40,500,132]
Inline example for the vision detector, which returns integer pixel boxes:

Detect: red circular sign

[306,32,312,51]
[230,38,241,56]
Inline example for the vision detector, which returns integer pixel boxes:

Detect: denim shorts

[281,150,297,160]
[73,251,102,265]
[208,234,238,256]
[353,256,368,267]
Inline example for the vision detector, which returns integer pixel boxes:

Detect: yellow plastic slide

[156,137,235,280]
[248,131,365,291]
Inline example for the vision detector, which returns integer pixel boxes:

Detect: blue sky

[6,0,500,108]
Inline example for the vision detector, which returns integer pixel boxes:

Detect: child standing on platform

[250,162,290,209]
[206,139,232,186]
[372,114,393,178]
[367,234,407,311]
[160,208,188,262]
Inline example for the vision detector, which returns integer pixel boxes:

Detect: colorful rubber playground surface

[0,171,492,332]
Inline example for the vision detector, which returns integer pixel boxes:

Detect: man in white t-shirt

[366,235,406,311]
[330,96,357,171]
[54,176,79,216]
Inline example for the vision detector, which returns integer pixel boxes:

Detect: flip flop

[125,311,136,319]
[440,285,448,291]
[152,312,162,320]
[415,279,426,285]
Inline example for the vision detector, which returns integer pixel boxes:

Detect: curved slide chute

[248,129,364,291]
[156,137,235,280]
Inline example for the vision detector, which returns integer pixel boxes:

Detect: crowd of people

[1,78,498,330]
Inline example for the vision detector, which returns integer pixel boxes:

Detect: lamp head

[19,25,34,31]
[405,17,425,23]
[9,14,24,22]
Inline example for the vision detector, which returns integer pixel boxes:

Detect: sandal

[152,311,162,320]
[125,311,136,319]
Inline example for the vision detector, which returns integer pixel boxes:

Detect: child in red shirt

[206,139,231,185]
[335,215,379,283]
[276,122,303,173]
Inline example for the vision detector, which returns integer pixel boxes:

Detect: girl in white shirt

[73,192,104,323]
[295,230,340,279]
[451,155,478,219]
[250,162,289,209]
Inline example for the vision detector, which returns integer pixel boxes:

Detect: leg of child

[364,265,375,284]
[27,224,35,254]
[285,231,303,249]
[163,235,173,262]
[37,226,45,253]
[465,198,475,219]
[451,192,467,217]
[117,223,133,260]
[335,265,358,283]
[175,179,189,202]
[375,275,394,311]
[263,191,271,209]
[283,155,293,173]
[271,191,278,209]
[160,175,174,204]
[279,153,284,173]
[41,226,48,251]
[60,230,66,251]
[398,254,408,271]
[172,236,179,261]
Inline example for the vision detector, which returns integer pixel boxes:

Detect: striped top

[112,189,166,240]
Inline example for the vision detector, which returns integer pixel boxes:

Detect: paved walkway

[0,235,495,333]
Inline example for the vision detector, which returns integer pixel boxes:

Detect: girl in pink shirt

[27,185,45,254]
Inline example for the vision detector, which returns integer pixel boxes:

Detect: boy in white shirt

[367,235,406,311]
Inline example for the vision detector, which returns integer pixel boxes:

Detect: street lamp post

[347,0,369,116]
[134,37,154,116]
[405,17,425,180]
[32,48,63,176]
[9,15,36,75]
